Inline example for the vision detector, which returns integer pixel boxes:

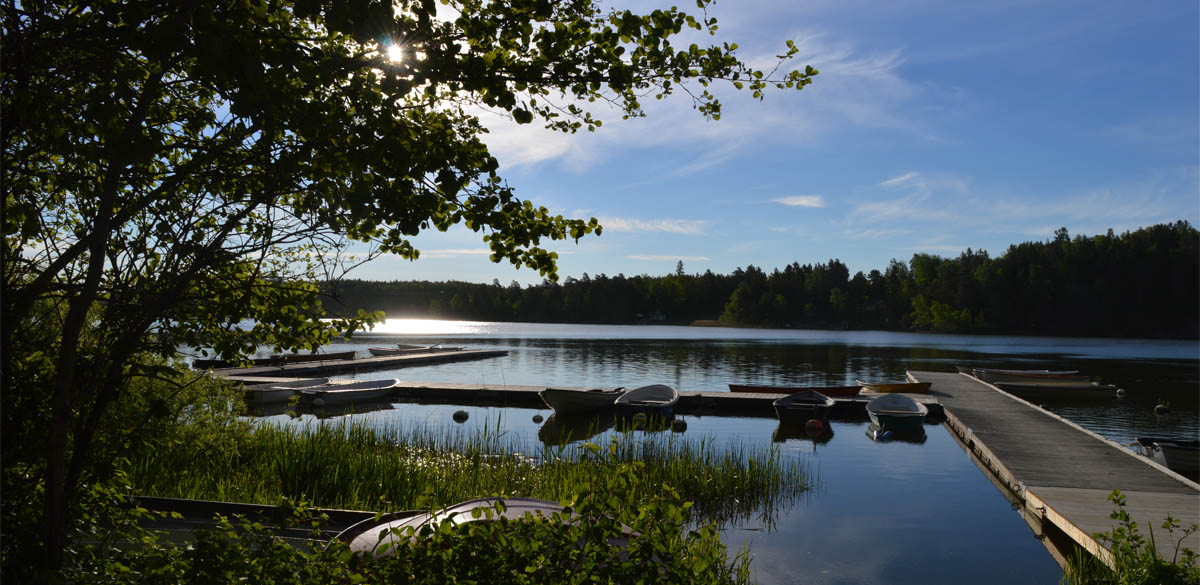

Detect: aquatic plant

[1061,489,1199,585]
[66,453,753,585]
[125,417,808,528]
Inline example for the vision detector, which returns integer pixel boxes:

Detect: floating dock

[204,349,508,378]
[235,379,941,419]
[909,370,1199,568]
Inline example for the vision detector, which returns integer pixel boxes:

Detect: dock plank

[911,370,1199,565]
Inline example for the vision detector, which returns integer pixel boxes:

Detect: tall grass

[127,417,809,527]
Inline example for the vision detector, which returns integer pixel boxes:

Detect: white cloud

[773,195,827,208]
[597,216,710,235]
[880,172,918,186]
[419,248,493,258]
[627,254,712,261]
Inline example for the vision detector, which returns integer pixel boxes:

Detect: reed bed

[128,417,809,527]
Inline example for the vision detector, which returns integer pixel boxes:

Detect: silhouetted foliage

[326,222,1199,338]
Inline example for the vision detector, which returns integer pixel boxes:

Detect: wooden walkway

[205,349,508,378]
[910,370,1199,567]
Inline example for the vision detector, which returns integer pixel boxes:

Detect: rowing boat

[772,390,835,423]
[856,379,931,394]
[298,379,400,407]
[728,383,861,397]
[866,393,928,432]
[539,387,626,416]
[613,384,679,417]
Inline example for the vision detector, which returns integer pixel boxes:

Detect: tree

[1,0,815,577]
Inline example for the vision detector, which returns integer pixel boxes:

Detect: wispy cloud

[419,248,493,258]
[773,195,827,208]
[627,254,712,261]
[597,216,710,235]
[880,172,918,186]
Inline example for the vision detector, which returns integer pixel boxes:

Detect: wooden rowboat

[728,383,861,397]
[193,351,356,369]
[772,390,835,424]
[367,344,466,357]
[245,377,329,404]
[298,379,400,407]
[856,379,931,394]
[613,384,679,418]
[539,387,626,416]
[866,393,928,433]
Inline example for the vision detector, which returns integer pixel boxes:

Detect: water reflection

[772,421,834,445]
[537,414,613,445]
[865,422,928,444]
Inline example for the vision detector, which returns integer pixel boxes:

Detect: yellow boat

[856,379,931,393]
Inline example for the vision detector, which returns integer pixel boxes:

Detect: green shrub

[1063,489,1199,585]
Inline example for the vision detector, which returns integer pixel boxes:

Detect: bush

[1063,489,1199,585]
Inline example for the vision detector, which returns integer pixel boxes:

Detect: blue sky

[354,0,1199,285]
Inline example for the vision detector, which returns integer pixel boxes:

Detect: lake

[252,320,1200,584]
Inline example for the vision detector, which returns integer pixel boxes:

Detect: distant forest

[323,221,1199,339]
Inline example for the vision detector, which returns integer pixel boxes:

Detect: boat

[856,379,931,394]
[336,497,633,559]
[613,384,679,418]
[244,377,329,404]
[538,387,626,416]
[1133,437,1199,479]
[367,344,466,357]
[728,383,861,397]
[192,351,356,369]
[865,393,928,433]
[973,370,1090,384]
[993,381,1121,399]
[297,379,400,407]
[269,351,357,364]
[772,390,835,424]
[968,367,1079,377]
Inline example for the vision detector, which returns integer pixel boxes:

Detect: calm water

[247,320,1200,584]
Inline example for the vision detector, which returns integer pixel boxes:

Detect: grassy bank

[127,417,808,527]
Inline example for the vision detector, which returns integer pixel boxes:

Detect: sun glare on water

[368,319,490,335]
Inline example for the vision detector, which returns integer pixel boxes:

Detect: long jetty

[909,370,1199,567]
[204,349,508,378]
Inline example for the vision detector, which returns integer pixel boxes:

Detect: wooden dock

[206,349,508,378]
[236,379,942,419]
[910,370,1199,567]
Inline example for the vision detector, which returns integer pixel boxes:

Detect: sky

[353,0,1199,285]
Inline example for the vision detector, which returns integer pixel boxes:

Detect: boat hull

[994,382,1120,399]
[772,390,836,423]
[539,387,625,416]
[613,384,679,418]
[728,384,861,397]
[298,379,400,407]
[976,371,1091,384]
[857,380,931,394]
[867,412,926,432]
[368,345,465,357]
[866,394,929,433]
[1134,437,1199,478]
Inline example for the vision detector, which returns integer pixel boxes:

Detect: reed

[127,416,808,527]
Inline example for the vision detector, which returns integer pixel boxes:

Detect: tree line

[325,221,1199,339]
